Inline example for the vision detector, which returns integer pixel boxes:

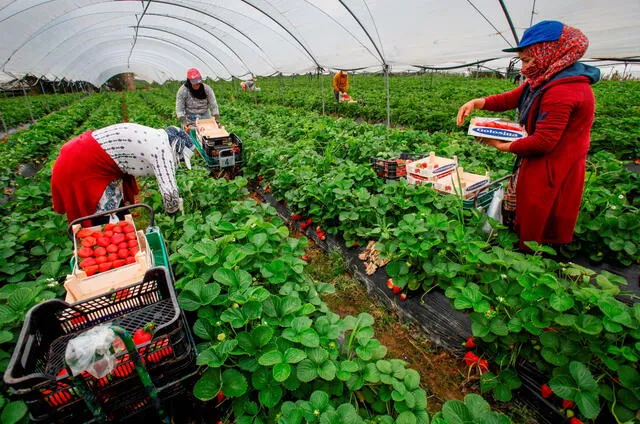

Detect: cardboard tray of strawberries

[64,204,155,302]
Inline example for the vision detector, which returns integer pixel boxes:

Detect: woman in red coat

[457,20,600,248]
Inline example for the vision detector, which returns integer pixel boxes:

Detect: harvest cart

[186,117,244,179]
[65,204,172,302]
[464,174,512,210]
[4,267,198,423]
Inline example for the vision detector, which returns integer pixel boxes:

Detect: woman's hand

[480,138,511,152]
[456,98,486,126]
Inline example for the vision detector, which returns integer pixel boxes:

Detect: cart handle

[67,203,155,240]
[472,174,513,208]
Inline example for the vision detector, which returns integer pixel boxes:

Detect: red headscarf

[521,25,589,89]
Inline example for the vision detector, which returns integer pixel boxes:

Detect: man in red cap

[175,68,220,128]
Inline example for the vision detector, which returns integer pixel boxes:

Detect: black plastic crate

[203,133,243,170]
[370,153,427,180]
[29,344,199,423]
[4,267,195,421]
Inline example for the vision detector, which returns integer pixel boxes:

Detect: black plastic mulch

[253,185,571,424]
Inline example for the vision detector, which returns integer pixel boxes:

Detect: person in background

[333,70,349,101]
[456,20,600,250]
[245,76,260,91]
[175,68,220,128]
[51,123,196,223]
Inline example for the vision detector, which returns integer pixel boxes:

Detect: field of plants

[0,74,638,424]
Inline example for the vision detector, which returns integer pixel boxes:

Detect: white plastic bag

[482,186,504,234]
[65,325,117,379]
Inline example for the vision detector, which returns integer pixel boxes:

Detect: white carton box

[406,152,458,185]
[432,167,491,199]
[468,117,527,142]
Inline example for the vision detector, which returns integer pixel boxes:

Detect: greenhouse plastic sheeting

[0,0,638,85]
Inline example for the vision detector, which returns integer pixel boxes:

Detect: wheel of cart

[186,118,244,179]
[65,203,173,302]
[3,266,200,423]
[465,174,512,210]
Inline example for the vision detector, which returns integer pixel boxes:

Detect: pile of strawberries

[76,221,139,276]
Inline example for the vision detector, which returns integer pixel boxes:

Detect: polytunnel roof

[1,0,639,86]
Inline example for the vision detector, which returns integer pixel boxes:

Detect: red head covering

[521,25,589,89]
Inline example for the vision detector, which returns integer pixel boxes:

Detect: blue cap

[503,20,564,52]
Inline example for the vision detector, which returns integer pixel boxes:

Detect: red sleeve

[508,85,578,156]
[482,84,526,112]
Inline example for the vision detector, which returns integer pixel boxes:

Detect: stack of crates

[3,267,197,423]
[406,152,458,185]
[370,153,427,180]
[191,118,244,174]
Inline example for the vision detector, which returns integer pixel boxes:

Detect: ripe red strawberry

[112,226,123,234]
[79,257,97,269]
[93,246,107,257]
[127,239,138,248]
[216,390,225,403]
[126,232,137,241]
[118,242,128,250]
[125,256,136,264]
[132,323,155,345]
[103,230,114,238]
[81,237,97,247]
[107,253,118,262]
[301,255,310,262]
[291,214,301,221]
[147,346,173,364]
[43,389,72,407]
[478,359,489,373]
[104,223,116,231]
[464,351,479,366]
[113,259,126,268]
[123,225,135,233]
[391,286,402,294]
[257,175,263,181]
[85,265,99,276]
[111,233,126,244]
[77,229,92,238]
[117,249,129,259]
[562,399,575,409]
[118,221,128,227]
[465,337,476,348]
[70,314,86,327]
[540,384,553,399]
[78,247,94,258]
[129,247,139,256]
[106,244,118,253]
[98,262,112,272]
[568,418,584,424]
[96,237,110,247]
[265,187,271,193]
[399,293,407,301]
[113,355,134,378]
[115,289,130,302]
[91,231,104,239]
[386,278,394,289]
